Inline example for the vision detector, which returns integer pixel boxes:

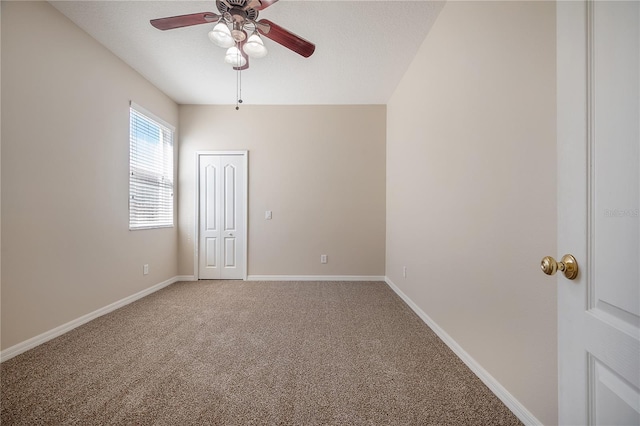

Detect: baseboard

[384,277,542,426]
[1,276,180,363]
[247,275,386,282]
[175,275,196,282]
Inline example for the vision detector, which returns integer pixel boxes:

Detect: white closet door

[198,153,246,280]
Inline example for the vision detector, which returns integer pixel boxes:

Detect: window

[129,102,174,230]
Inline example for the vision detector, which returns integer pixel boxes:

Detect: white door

[557,1,639,425]
[198,153,247,280]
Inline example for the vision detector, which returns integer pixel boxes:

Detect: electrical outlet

[320,254,328,264]
[143,264,149,275]
[403,266,407,278]
[265,210,272,220]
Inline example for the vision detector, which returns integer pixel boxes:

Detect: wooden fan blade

[150,12,219,31]
[257,19,315,58]
[255,0,279,11]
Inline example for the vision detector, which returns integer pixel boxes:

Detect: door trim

[194,151,248,280]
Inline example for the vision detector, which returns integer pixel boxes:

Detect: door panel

[205,164,217,231]
[199,159,222,279]
[592,358,640,425]
[224,238,236,267]
[220,156,244,279]
[592,0,640,322]
[205,237,217,268]
[557,2,640,424]
[224,164,236,231]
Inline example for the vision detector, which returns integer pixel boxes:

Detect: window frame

[128,102,175,231]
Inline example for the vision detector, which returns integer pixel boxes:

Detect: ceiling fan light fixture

[243,32,268,58]
[224,46,247,67]
[208,21,235,48]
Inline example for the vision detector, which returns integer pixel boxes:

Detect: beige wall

[386,2,557,424]
[178,105,386,277]
[1,1,179,350]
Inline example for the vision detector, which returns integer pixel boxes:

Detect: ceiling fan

[150,0,316,71]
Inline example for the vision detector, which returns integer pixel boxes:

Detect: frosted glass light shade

[224,46,247,67]
[208,22,234,48]
[243,33,268,58]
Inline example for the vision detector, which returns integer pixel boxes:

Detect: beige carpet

[1,281,522,425]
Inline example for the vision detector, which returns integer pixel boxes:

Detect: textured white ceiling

[50,1,444,105]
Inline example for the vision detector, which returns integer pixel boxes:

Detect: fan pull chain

[236,70,243,110]
[235,47,243,111]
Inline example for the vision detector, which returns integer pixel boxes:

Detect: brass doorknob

[541,254,578,280]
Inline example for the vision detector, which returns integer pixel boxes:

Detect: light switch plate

[265,210,272,220]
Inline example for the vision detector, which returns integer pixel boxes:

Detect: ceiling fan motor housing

[229,9,250,41]
[218,0,259,21]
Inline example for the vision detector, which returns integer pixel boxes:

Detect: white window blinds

[129,103,174,230]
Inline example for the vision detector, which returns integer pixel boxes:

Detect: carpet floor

[1,280,522,425]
